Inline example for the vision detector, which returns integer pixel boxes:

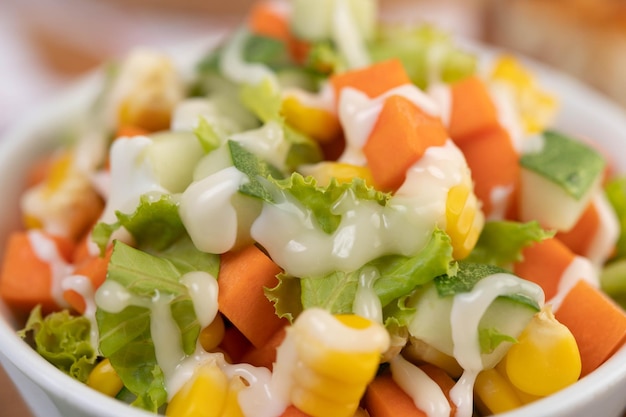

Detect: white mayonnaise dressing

[282,82,336,113]
[353,266,383,323]
[585,192,620,268]
[95,280,135,313]
[179,166,250,254]
[27,230,72,308]
[62,275,99,350]
[550,256,598,312]
[338,84,442,166]
[97,278,224,401]
[252,140,469,277]
[448,273,544,417]
[427,83,452,127]
[487,184,515,221]
[151,294,186,393]
[390,355,451,417]
[99,136,168,225]
[220,28,279,89]
[180,271,219,328]
[231,120,290,171]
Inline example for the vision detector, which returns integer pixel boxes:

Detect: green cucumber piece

[520,130,605,200]
[147,131,204,193]
[519,130,605,231]
[406,264,540,369]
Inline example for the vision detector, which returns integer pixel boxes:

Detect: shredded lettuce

[19,305,96,383]
[97,240,219,412]
[368,24,477,89]
[466,220,554,268]
[266,229,454,320]
[239,79,323,168]
[264,173,390,234]
[93,193,187,254]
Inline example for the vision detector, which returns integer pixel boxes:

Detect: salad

[2,1,626,416]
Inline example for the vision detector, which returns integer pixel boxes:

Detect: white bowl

[1,40,626,417]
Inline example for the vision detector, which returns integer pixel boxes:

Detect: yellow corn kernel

[165,361,228,417]
[445,181,484,260]
[288,310,389,417]
[495,359,542,405]
[281,95,341,143]
[474,368,523,415]
[300,162,375,188]
[199,314,225,352]
[291,385,359,417]
[87,358,124,398]
[504,306,581,397]
[490,55,557,135]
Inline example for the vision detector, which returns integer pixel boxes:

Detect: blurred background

[1,0,625,414]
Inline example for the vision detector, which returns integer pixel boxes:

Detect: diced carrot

[556,201,599,257]
[219,324,253,364]
[419,364,457,416]
[513,237,575,301]
[363,94,447,191]
[555,280,626,377]
[241,326,287,370]
[279,405,313,417]
[364,372,427,417]
[457,126,520,218]
[448,75,499,144]
[247,1,310,63]
[248,1,291,42]
[217,245,289,348]
[63,246,113,314]
[330,59,411,104]
[0,231,75,313]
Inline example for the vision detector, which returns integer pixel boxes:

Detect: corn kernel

[287,310,389,417]
[281,95,341,143]
[199,314,225,352]
[445,180,484,259]
[504,306,581,396]
[474,368,523,415]
[300,162,375,188]
[87,358,124,397]
[165,361,228,417]
[490,55,558,135]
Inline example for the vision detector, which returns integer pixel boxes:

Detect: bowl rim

[1,35,626,417]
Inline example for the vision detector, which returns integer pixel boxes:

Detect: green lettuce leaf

[278,229,454,317]
[264,274,303,323]
[92,193,187,254]
[19,305,96,383]
[479,327,517,354]
[239,79,323,168]
[368,24,477,89]
[262,173,390,235]
[96,240,219,412]
[228,139,285,201]
[466,220,554,268]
